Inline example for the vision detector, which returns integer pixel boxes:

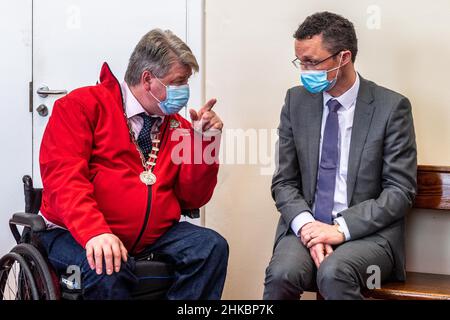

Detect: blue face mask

[149,78,190,115]
[300,53,343,94]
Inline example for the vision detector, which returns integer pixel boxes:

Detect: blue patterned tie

[314,99,342,224]
[137,113,157,160]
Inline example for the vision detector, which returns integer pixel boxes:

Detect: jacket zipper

[130,185,152,254]
[105,65,161,255]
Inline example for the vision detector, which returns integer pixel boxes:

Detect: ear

[341,50,353,66]
[141,70,154,91]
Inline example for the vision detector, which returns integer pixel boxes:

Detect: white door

[32,0,205,187]
[0,0,33,255]
[0,0,203,256]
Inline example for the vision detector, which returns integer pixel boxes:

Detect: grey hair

[125,29,199,86]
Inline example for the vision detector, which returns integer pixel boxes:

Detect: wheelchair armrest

[9,212,46,232]
[181,208,200,219]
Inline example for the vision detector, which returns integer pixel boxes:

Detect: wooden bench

[362,165,450,300]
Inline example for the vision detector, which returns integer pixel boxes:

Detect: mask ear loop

[327,52,345,79]
[148,76,167,104]
[154,76,168,88]
[148,90,162,103]
[335,52,345,80]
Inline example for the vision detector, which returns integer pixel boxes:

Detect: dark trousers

[37,221,229,300]
[263,231,394,300]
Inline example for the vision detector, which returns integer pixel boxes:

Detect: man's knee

[265,263,291,288]
[212,231,229,257]
[264,260,310,293]
[316,258,358,296]
[198,228,229,260]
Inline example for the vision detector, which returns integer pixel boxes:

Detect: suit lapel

[346,77,375,205]
[303,92,323,201]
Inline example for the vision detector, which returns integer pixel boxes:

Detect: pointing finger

[200,99,217,115]
[189,108,199,122]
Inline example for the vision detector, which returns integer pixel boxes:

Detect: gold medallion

[140,171,157,185]
[170,119,180,129]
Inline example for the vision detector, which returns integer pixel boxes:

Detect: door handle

[37,86,67,98]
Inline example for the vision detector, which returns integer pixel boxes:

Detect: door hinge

[29,81,33,113]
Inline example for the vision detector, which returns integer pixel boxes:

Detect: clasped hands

[300,221,345,268]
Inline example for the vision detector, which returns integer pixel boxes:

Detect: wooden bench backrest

[415,165,450,211]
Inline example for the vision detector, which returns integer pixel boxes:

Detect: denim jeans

[37,221,229,300]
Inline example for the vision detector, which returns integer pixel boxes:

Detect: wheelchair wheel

[0,243,58,300]
[0,251,39,300]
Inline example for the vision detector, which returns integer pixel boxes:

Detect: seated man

[263,12,417,300]
[37,29,228,300]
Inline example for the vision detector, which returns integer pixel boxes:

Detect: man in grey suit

[263,12,417,300]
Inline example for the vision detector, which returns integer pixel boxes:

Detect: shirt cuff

[334,216,351,241]
[290,211,315,237]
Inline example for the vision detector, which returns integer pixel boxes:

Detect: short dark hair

[294,12,358,63]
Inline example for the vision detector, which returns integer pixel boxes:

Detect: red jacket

[39,63,220,254]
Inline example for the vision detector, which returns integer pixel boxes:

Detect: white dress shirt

[120,81,164,138]
[291,73,360,241]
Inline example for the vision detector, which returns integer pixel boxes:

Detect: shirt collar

[323,72,360,110]
[121,81,164,120]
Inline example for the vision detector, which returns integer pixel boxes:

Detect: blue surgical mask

[300,53,343,94]
[149,78,190,115]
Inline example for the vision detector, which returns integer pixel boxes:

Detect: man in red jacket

[37,29,228,299]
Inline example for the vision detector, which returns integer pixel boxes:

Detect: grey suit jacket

[271,76,417,281]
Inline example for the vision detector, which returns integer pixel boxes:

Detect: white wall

[0,1,32,256]
[204,0,450,299]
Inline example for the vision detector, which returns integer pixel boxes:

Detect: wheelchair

[0,175,199,300]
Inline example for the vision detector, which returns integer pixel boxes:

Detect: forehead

[294,34,330,58]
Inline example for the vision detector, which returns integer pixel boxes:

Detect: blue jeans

[37,222,229,300]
